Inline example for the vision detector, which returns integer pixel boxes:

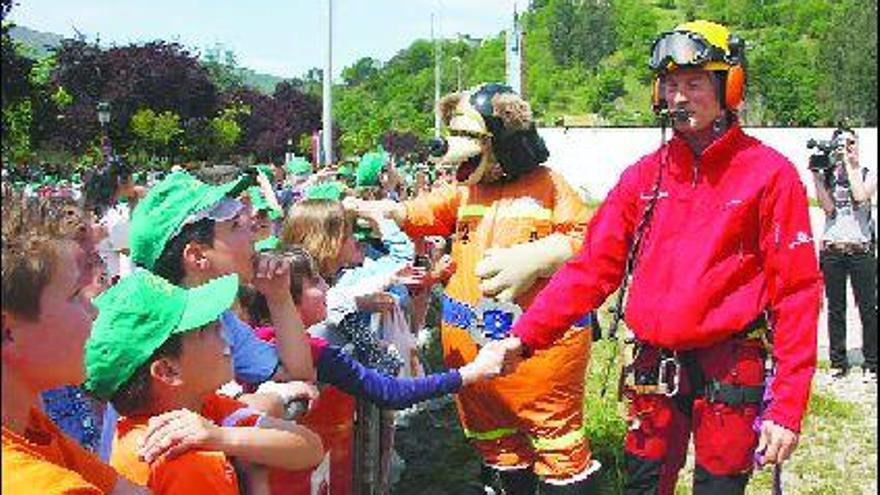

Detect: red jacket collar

[666,123,747,177]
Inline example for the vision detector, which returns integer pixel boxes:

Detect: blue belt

[442,294,520,343]
[442,294,476,329]
[443,293,593,343]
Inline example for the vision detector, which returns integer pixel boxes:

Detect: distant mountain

[237,67,285,95]
[8,25,63,58]
[8,24,284,95]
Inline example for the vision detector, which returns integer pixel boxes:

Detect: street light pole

[96,101,112,167]
[322,0,334,166]
[432,12,441,138]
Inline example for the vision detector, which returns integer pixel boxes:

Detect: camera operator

[811,127,877,380]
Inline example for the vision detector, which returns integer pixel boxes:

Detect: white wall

[538,127,878,201]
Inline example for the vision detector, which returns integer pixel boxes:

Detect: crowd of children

[2,149,502,494]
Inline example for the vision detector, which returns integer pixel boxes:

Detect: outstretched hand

[482,336,527,376]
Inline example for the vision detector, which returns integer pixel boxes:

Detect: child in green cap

[84,271,323,494]
[129,170,315,387]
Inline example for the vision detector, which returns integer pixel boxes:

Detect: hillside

[3,0,876,159]
[329,0,876,154]
[8,24,285,95]
[8,24,62,58]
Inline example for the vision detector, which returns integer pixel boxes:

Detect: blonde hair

[281,199,356,281]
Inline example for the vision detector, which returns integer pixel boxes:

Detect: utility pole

[432,12,442,138]
[505,2,523,94]
[322,0,334,165]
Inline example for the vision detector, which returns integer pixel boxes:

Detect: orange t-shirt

[110,394,263,494]
[2,407,119,494]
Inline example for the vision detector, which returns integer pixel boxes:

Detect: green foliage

[130,108,182,158]
[28,54,56,86]
[1,99,33,162]
[584,338,627,493]
[748,27,827,125]
[818,0,877,126]
[328,0,876,130]
[210,111,242,155]
[342,57,381,87]
[50,85,72,108]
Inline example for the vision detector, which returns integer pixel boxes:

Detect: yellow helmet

[649,20,746,110]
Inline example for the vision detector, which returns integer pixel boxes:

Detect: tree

[819,0,877,125]
[342,57,380,87]
[130,108,182,160]
[220,81,323,162]
[44,39,219,155]
[575,0,617,70]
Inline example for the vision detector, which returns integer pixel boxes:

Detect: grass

[583,337,628,493]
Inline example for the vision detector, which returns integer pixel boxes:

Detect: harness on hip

[619,314,771,408]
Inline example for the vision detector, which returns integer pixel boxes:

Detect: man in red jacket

[496,20,822,495]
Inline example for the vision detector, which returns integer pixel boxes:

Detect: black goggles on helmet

[648,30,729,72]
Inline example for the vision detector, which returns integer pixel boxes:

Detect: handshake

[458,337,528,385]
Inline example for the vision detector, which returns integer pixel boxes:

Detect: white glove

[475,233,573,303]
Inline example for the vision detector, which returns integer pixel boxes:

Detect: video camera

[806,128,849,173]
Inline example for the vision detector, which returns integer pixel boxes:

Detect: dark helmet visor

[649,31,725,72]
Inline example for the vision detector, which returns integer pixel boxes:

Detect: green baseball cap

[129,171,251,270]
[83,270,239,401]
[285,158,313,176]
[304,181,345,201]
[254,235,281,252]
[356,151,387,188]
[336,164,355,179]
[247,186,282,220]
[255,164,276,184]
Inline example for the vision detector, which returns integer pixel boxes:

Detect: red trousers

[624,336,766,495]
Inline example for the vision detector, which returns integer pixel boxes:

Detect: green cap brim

[176,273,240,332]
[254,235,281,252]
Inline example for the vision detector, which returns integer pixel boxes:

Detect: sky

[8,0,522,80]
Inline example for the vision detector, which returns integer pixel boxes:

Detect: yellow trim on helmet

[666,60,732,72]
[675,20,730,53]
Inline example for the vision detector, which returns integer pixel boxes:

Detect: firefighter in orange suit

[352,83,600,494]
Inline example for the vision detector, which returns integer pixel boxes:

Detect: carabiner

[658,356,681,397]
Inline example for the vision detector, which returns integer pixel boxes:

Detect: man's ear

[150,357,183,387]
[181,241,210,272]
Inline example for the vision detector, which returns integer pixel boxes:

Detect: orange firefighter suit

[402,165,593,479]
